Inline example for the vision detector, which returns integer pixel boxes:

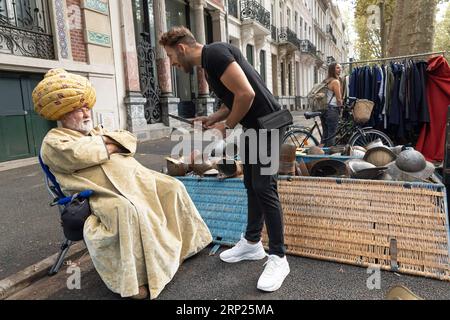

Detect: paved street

[1,111,449,300]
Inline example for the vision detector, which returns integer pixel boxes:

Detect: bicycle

[282,97,394,148]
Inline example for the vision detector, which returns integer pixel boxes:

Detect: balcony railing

[327,56,336,64]
[0,0,54,59]
[278,27,299,47]
[240,0,271,30]
[271,25,277,42]
[298,39,316,55]
[228,0,238,19]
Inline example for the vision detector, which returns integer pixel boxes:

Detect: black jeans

[241,127,286,257]
[320,106,340,147]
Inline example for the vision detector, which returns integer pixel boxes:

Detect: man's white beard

[66,119,93,135]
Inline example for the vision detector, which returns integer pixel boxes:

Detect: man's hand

[102,135,126,155]
[105,143,123,155]
[208,122,227,139]
[102,136,116,145]
[193,116,215,129]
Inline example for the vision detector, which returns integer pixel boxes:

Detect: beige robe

[41,126,212,299]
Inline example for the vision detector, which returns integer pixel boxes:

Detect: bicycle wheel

[348,129,394,147]
[283,128,319,148]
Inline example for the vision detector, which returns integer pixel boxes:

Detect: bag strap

[326,78,336,105]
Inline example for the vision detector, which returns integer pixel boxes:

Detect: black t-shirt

[201,42,280,129]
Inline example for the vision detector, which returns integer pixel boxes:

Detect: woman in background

[320,63,343,147]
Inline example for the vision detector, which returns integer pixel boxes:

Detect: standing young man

[160,26,289,292]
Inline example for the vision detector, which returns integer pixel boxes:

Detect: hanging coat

[349,69,357,98]
[408,61,422,127]
[384,65,395,129]
[389,63,406,139]
[416,61,430,123]
[41,126,213,299]
[416,56,450,162]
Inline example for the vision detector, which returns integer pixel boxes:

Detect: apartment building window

[260,50,266,84]
[246,44,254,66]
[279,2,282,27]
[300,17,303,38]
[295,12,298,35]
[288,62,292,96]
[281,62,285,96]
[271,3,274,25]
[287,8,290,29]
[0,0,54,59]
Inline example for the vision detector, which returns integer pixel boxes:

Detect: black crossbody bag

[257,104,293,130]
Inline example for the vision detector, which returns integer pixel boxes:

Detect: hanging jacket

[363,66,373,100]
[384,65,395,128]
[416,61,430,123]
[416,55,450,162]
[408,61,422,127]
[389,63,406,139]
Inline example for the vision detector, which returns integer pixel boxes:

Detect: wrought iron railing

[137,32,162,124]
[240,0,271,30]
[271,25,277,42]
[298,39,316,55]
[278,27,299,47]
[327,56,336,64]
[0,0,54,59]
[228,0,238,18]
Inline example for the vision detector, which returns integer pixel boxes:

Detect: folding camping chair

[38,153,93,276]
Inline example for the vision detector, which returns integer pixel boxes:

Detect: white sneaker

[219,237,267,263]
[257,255,290,292]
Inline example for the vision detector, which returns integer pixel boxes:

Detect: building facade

[0,0,348,162]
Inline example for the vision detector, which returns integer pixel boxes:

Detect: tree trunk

[387,0,438,57]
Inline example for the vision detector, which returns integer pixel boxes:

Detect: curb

[0,157,38,172]
[0,241,87,300]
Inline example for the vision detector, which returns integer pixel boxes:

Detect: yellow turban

[32,68,96,120]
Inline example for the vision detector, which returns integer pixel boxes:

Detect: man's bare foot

[130,285,149,300]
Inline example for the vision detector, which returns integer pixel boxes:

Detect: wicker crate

[177,176,450,281]
[262,176,450,281]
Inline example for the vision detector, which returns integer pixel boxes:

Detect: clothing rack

[340,51,448,66]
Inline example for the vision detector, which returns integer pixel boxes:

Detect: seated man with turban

[33,68,212,299]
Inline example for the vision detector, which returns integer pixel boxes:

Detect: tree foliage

[434,3,450,52]
[353,0,395,60]
[351,0,449,60]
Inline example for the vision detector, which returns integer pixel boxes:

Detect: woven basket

[353,99,374,124]
[262,176,450,281]
[177,176,450,281]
